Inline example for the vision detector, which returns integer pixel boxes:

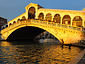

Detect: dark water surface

[0,41,84,64]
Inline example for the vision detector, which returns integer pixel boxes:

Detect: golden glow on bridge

[1,19,84,44]
[1,3,85,44]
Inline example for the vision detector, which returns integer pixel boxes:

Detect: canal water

[0,41,84,64]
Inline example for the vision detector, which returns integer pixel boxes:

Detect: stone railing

[1,19,85,33]
[1,19,32,33]
[31,19,84,32]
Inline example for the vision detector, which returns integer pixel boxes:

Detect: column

[60,17,62,24]
[44,14,45,20]
[71,19,72,26]
[35,7,38,19]
[26,9,28,19]
[52,15,53,21]
[82,20,84,27]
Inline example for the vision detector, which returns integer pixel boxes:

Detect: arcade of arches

[2,3,85,43]
[8,3,85,28]
[38,13,82,27]
[10,13,83,27]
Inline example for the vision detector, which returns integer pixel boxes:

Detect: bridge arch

[7,26,45,40]
[72,16,82,27]
[45,13,52,21]
[28,7,36,19]
[62,15,71,25]
[4,23,62,43]
[38,13,44,20]
[53,14,61,23]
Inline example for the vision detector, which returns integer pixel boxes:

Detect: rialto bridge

[1,3,85,44]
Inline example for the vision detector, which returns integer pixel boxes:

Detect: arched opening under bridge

[28,7,36,19]
[7,26,45,41]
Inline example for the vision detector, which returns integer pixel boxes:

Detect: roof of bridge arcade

[82,8,85,11]
[25,3,85,14]
[25,3,43,9]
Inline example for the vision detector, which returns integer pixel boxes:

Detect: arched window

[9,23,12,26]
[17,19,20,22]
[38,13,44,20]
[72,16,82,27]
[13,21,16,24]
[53,14,61,23]
[45,13,52,21]
[28,7,36,19]
[21,16,26,21]
[62,15,71,25]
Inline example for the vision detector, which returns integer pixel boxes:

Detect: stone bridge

[1,3,85,44]
[1,19,85,44]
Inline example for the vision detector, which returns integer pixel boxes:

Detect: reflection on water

[0,41,84,64]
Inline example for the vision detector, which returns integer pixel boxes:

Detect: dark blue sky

[0,0,85,21]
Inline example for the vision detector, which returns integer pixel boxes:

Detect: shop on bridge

[38,13,44,20]
[62,15,71,25]
[45,13,52,21]
[53,14,61,23]
[72,16,82,27]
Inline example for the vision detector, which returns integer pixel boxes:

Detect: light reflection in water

[0,41,84,64]
[0,41,12,46]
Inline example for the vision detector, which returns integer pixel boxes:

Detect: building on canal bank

[0,17,7,30]
[0,17,8,40]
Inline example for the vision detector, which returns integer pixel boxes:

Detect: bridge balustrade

[1,19,85,34]
[31,19,83,31]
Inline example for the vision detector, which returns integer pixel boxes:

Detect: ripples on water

[0,41,84,64]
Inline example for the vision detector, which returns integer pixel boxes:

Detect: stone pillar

[35,8,38,19]
[60,17,62,24]
[44,14,45,20]
[71,19,72,26]
[26,8,28,19]
[52,15,53,21]
[72,22,76,27]
[82,20,84,27]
